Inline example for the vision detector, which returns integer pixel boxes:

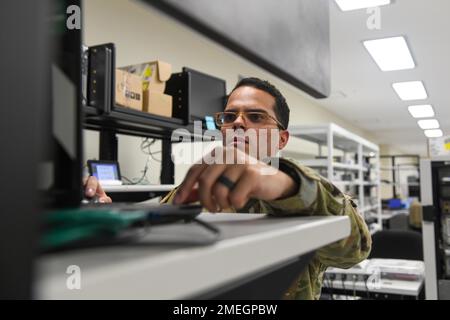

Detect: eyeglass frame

[214,111,286,130]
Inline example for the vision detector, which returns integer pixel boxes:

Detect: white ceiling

[318,0,450,156]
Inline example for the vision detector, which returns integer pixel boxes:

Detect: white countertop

[102,184,177,193]
[35,213,350,299]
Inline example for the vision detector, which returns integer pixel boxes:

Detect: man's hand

[173,147,298,212]
[83,176,112,203]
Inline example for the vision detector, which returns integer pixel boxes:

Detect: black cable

[121,176,134,184]
[363,275,371,299]
[324,274,334,300]
[130,215,221,244]
[123,138,162,185]
[341,277,347,300]
[149,152,161,163]
[330,276,336,300]
[133,164,149,185]
[192,217,221,240]
[123,138,153,185]
[141,138,161,162]
[125,163,149,185]
[140,138,156,151]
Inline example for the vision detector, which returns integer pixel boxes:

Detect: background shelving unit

[380,155,421,201]
[287,123,382,232]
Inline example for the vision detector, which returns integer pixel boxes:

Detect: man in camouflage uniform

[85,77,371,300]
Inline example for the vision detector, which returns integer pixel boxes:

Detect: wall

[83,0,379,185]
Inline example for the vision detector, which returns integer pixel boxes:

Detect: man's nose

[232,113,246,130]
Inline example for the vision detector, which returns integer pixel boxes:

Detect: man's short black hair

[228,77,290,130]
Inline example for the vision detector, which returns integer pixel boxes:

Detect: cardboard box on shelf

[121,60,172,93]
[115,60,173,117]
[115,69,143,111]
[143,91,172,118]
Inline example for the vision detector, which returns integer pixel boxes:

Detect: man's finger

[94,182,109,198]
[98,196,112,204]
[174,164,206,204]
[183,188,200,204]
[85,176,109,200]
[84,176,99,197]
[212,166,243,211]
[197,164,227,212]
[228,170,257,210]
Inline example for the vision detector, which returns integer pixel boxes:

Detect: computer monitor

[40,0,84,209]
[0,0,83,299]
[182,67,226,122]
[87,160,123,186]
[1,0,45,300]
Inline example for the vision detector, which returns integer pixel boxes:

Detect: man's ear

[279,130,289,150]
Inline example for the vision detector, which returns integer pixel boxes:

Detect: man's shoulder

[279,157,323,181]
[280,157,344,198]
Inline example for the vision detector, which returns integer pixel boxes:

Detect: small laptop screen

[88,161,121,181]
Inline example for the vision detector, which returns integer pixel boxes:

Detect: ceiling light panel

[418,119,440,130]
[424,129,443,138]
[392,81,428,101]
[335,0,391,11]
[408,105,435,118]
[363,37,415,71]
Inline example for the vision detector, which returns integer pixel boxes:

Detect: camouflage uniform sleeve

[260,158,372,268]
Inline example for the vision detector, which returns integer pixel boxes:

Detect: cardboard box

[115,60,173,117]
[120,60,172,93]
[143,91,172,118]
[115,69,143,111]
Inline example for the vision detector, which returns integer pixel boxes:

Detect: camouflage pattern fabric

[161,158,372,300]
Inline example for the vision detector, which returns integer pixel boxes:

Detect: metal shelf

[84,105,219,141]
[289,123,382,228]
[381,182,420,186]
[333,180,378,188]
[362,204,380,213]
[84,105,185,139]
[362,181,379,186]
[380,155,421,200]
[300,159,362,171]
[333,181,359,187]
[289,123,379,153]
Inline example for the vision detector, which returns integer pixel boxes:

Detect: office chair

[388,214,410,231]
[369,230,423,261]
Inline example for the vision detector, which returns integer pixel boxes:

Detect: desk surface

[102,184,177,193]
[35,213,350,299]
[381,209,409,220]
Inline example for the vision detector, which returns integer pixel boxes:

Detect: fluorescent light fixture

[424,129,443,138]
[392,81,428,101]
[335,0,391,11]
[408,105,435,118]
[363,37,415,71]
[418,119,440,130]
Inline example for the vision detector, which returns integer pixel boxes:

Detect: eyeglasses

[214,111,285,130]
